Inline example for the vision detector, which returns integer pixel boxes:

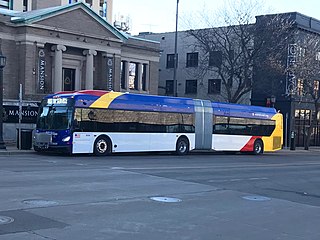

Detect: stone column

[144,64,150,92]
[83,49,97,89]
[124,61,130,90]
[137,63,143,91]
[13,1,23,11]
[51,45,66,92]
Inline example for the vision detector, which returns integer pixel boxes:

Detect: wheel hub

[179,142,187,152]
[97,140,107,153]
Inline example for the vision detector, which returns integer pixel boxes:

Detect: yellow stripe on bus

[90,92,124,109]
[262,113,283,152]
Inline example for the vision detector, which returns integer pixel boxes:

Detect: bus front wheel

[176,137,189,155]
[94,136,112,156]
[253,139,264,155]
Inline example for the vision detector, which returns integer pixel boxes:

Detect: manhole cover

[0,216,14,225]
[150,197,182,203]
[242,195,271,201]
[22,199,59,207]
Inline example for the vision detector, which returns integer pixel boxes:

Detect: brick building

[140,12,320,147]
[252,12,320,147]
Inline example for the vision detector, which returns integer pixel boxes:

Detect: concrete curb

[0,147,319,156]
[0,149,35,156]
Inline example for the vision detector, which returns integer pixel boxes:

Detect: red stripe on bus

[55,90,109,96]
[76,90,108,96]
[240,136,261,152]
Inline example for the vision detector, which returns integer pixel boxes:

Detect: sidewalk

[0,144,35,155]
[281,146,320,153]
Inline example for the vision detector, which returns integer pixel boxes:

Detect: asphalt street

[0,150,319,239]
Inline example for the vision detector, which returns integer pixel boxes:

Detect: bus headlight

[62,136,71,142]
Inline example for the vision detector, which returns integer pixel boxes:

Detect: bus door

[194,100,213,150]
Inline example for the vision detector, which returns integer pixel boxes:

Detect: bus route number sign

[47,98,68,105]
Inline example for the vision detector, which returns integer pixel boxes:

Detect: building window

[294,109,312,146]
[208,79,221,94]
[166,80,174,95]
[209,51,222,67]
[186,52,198,67]
[314,80,320,97]
[100,0,107,17]
[166,54,177,69]
[23,0,28,11]
[129,62,138,90]
[297,79,304,96]
[185,80,197,94]
[0,0,10,9]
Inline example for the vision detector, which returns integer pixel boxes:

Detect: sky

[113,0,320,35]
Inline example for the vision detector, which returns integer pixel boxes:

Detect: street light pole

[173,0,179,97]
[0,40,7,150]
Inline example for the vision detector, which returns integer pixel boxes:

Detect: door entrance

[63,68,76,91]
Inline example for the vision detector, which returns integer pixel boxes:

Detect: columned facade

[0,2,160,142]
[119,59,153,93]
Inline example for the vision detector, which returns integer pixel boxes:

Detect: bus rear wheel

[94,136,112,156]
[253,139,264,155]
[176,137,189,155]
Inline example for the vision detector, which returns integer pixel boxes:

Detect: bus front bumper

[34,142,72,154]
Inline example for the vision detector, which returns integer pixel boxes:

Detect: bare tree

[289,35,320,150]
[183,0,293,103]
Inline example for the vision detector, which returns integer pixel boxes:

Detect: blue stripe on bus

[108,94,195,113]
[74,94,101,107]
[45,91,276,118]
[212,102,276,119]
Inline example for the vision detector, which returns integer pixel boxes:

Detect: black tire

[94,136,112,156]
[253,139,264,155]
[175,137,189,155]
[33,146,42,152]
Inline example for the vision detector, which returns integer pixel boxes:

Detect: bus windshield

[36,106,73,130]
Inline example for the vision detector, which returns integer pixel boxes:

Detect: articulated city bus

[33,90,283,155]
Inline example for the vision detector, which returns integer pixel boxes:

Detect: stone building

[138,30,252,104]
[1,1,160,141]
[0,0,113,23]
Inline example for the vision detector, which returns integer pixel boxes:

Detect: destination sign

[47,98,68,105]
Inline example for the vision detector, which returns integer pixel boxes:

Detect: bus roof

[212,102,277,119]
[45,90,277,119]
[45,90,195,113]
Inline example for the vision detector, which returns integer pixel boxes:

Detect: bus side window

[214,124,229,134]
